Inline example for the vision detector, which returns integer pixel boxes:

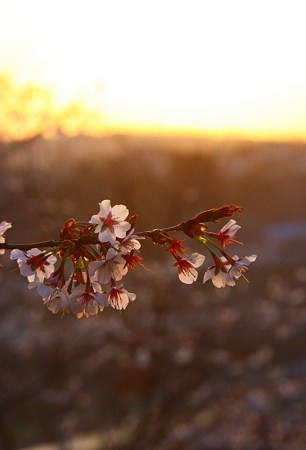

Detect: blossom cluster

[164,219,256,288]
[0,201,257,318]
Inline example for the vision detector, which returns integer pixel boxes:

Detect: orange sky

[1,0,306,141]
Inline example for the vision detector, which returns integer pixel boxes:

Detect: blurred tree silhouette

[0,73,102,142]
[0,73,54,141]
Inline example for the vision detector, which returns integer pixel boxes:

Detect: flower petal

[105,248,117,260]
[110,290,129,310]
[0,221,12,235]
[189,252,205,268]
[212,271,228,288]
[220,219,240,236]
[246,254,257,263]
[89,214,102,231]
[111,204,129,221]
[98,228,116,244]
[10,249,26,261]
[46,254,57,264]
[98,199,112,217]
[203,267,215,284]
[113,221,130,238]
[178,266,198,284]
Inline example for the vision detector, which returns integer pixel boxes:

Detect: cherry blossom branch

[0,201,256,318]
[0,240,63,251]
[0,204,242,251]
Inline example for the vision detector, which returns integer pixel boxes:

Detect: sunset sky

[1,0,306,140]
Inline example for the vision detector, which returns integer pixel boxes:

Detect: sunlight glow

[1,0,306,140]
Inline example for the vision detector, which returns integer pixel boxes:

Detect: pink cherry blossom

[0,221,12,255]
[10,248,57,282]
[89,199,130,245]
[174,253,205,284]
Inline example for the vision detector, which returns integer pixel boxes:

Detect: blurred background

[0,1,306,449]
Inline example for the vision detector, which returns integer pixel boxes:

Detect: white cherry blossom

[220,219,241,237]
[203,254,257,288]
[115,228,143,252]
[89,248,128,285]
[229,254,257,279]
[28,272,62,298]
[89,199,130,245]
[203,260,236,288]
[10,248,57,282]
[44,288,71,315]
[69,287,105,318]
[101,285,136,310]
[212,219,241,248]
[174,253,205,284]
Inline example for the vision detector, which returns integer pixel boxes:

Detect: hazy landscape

[0,134,305,449]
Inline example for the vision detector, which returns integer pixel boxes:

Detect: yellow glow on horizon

[1,0,306,141]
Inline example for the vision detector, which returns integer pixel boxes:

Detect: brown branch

[0,240,63,251]
[0,204,241,251]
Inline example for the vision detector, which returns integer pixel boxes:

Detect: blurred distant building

[262,220,306,265]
